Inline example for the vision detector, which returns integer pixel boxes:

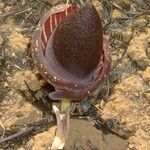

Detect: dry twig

[0,127,33,144]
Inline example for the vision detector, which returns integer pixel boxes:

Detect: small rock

[66,119,128,150]
[99,99,106,108]
[35,91,43,100]
[8,29,30,53]
[101,94,150,149]
[21,0,26,6]
[26,74,41,92]
[14,107,43,126]
[121,28,132,43]
[4,5,12,12]
[128,129,150,150]
[137,70,143,76]
[92,0,103,12]
[112,9,124,20]
[128,144,135,149]
[127,30,150,69]
[116,28,132,43]
[111,54,118,66]
[101,96,137,121]
[4,82,9,88]
[7,70,41,91]
[129,17,148,30]
[0,1,5,10]
[142,67,150,83]
[114,75,145,100]
[26,126,56,150]
[0,92,43,130]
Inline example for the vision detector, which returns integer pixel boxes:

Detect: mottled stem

[61,99,71,113]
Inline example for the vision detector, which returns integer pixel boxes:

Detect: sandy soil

[0,0,150,150]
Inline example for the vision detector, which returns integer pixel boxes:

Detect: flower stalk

[61,99,71,114]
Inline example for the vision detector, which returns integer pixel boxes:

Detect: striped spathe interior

[40,5,78,54]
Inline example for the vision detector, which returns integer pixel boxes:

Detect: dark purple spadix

[31,4,111,100]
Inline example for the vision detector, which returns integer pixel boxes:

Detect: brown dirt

[65,119,127,150]
[0,0,150,150]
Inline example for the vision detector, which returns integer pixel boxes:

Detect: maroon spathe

[31,4,111,100]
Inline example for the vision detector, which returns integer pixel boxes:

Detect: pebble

[121,28,132,43]
[25,74,41,92]
[111,54,118,66]
[127,31,150,69]
[0,1,5,10]
[92,0,103,12]
[4,6,12,12]
[35,91,43,100]
[14,108,43,126]
[129,17,148,30]
[114,75,145,100]
[142,67,150,83]
[112,9,124,20]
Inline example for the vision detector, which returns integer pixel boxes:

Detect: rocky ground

[0,0,150,150]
